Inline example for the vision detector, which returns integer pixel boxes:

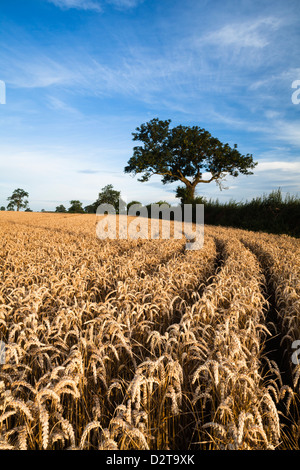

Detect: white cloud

[276,121,300,147]
[4,40,188,101]
[105,0,144,8]
[206,16,282,50]
[46,96,83,116]
[255,161,300,172]
[250,67,300,91]
[261,119,300,148]
[5,53,78,89]
[0,144,174,211]
[47,0,102,11]
[47,0,144,11]
[252,160,300,192]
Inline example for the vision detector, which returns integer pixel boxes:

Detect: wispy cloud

[47,0,143,11]
[205,16,282,50]
[77,169,101,173]
[46,96,83,116]
[47,0,102,12]
[3,39,192,103]
[273,121,300,147]
[3,49,78,89]
[1,0,299,211]
[253,160,300,192]
[77,168,120,174]
[255,161,300,172]
[250,68,300,92]
[105,0,144,8]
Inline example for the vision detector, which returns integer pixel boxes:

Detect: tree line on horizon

[2,117,258,214]
[1,185,299,238]
[1,118,299,236]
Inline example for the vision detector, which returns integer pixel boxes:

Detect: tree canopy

[124,118,257,202]
[55,204,67,213]
[7,188,29,211]
[127,200,142,212]
[85,184,126,214]
[68,200,84,213]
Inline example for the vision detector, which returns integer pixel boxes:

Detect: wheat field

[0,211,299,450]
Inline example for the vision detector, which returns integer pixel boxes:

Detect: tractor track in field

[242,239,299,448]
[242,239,294,384]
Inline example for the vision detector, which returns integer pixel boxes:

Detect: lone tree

[68,200,84,213]
[127,200,142,213]
[7,188,29,211]
[55,204,67,213]
[86,184,126,214]
[124,118,257,203]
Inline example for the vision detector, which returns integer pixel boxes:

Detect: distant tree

[25,208,33,212]
[41,209,46,212]
[127,201,142,212]
[84,204,96,214]
[94,184,126,214]
[55,204,67,213]
[0,206,5,211]
[154,200,171,207]
[68,200,85,213]
[125,118,257,203]
[143,200,175,220]
[7,188,29,211]
[145,200,170,214]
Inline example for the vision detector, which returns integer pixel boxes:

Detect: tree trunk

[184,182,196,203]
[176,182,197,205]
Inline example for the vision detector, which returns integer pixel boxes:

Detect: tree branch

[177,170,192,186]
[197,173,221,184]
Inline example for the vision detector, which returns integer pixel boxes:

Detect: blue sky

[0,0,299,211]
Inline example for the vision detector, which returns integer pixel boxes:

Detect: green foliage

[127,201,142,212]
[84,204,96,214]
[7,188,29,211]
[139,189,299,237]
[153,200,171,207]
[87,184,126,214]
[144,201,170,212]
[125,118,256,200]
[176,185,206,205]
[97,184,126,214]
[144,200,175,220]
[204,189,300,237]
[68,200,85,213]
[55,204,67,213]
[7,202,15,211]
